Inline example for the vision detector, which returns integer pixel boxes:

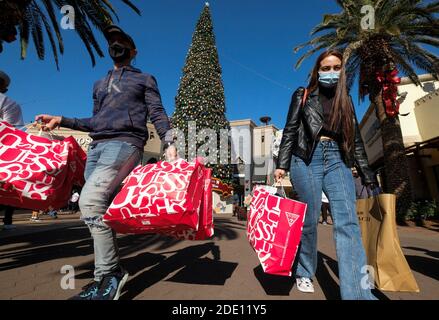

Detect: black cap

[103,25,136,49]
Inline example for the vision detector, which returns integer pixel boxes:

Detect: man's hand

[35,115,62,132]
[164,144,178,162]
[274,169,287,183]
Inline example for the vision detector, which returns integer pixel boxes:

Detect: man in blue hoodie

[36,25,176,300]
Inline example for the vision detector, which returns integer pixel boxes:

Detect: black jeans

[1,205,15,225]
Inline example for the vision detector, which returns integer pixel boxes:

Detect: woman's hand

[274,169,287,182]
[367,183,381,196]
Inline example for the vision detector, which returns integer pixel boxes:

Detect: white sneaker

[296,277,315,293]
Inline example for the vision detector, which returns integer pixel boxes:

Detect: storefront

[359,75,439,201]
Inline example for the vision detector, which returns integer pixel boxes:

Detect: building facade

[230,119,293,203]
[27,122,163,165]
[359,74,439,201]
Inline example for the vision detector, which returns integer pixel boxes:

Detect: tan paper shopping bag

[357,194,420,292]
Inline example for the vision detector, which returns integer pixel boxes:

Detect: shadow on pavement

[252,250,390,300]
[212,217,244,240]
[167,257,238,285]
[403,246,439,259]
[0,217,242,274]
[317,251,390,300]
[120,242,237,300]
[405,255,439,281]
[253,265,295,296]
[315,252,341,300]
[252,251,341,298]
[0,226,180,272]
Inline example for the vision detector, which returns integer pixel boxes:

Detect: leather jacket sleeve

[276,87,305,171]
[352,101,378,185]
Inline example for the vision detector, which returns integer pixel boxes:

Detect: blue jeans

[290,140,375,300]
[79,141,142,281]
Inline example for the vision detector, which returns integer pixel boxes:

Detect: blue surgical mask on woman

[319,71,340,88]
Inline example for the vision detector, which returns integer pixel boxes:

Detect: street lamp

[260,116,271,126]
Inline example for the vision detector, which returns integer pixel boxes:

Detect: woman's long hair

[307,50,354,155]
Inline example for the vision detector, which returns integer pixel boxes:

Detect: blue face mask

[319,71,340,88]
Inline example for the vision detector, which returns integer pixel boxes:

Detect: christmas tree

[172,3,234,186]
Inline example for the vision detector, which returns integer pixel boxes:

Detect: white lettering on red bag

[248,188,293,272]
[108,159,199,219]
[0,122,70,200]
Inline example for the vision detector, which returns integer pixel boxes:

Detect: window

[434,165,439,191]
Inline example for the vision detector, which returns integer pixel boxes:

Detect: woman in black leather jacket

[274,50,377,300]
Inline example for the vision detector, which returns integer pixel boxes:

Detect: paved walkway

[0,213,438,300]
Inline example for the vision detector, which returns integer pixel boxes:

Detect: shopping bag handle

[19,122,56,140]
[272,181,287,198]
[18,123,36,132]
[366,184,382,197]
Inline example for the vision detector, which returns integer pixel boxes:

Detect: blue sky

[1,0,437,129]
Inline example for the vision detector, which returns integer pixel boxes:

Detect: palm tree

[294,0,439,222]
[0,0,140,69]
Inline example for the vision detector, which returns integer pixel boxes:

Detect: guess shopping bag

[166,167,214,240]
[103,158,206,235]
[247,185,307,277]
[0,121,86,210]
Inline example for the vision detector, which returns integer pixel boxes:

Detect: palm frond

[295,43,336,70]
[423,0,439,13]
[121,0,141,16]
[1,0,141,68]
[40,0,64,54]
[388,45,421,85]
[100,0,120,22]
[294,0,439,94]
[29,3,45,60]
[18,13,30,59]
[34,1,60,69]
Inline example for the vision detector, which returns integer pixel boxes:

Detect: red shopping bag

[103,158,206,235]
[247,185,307,277]
[167,167,214,240]
[0,121,86,210]
[195,167,214,240]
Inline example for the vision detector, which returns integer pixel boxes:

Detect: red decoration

[212,177,233,198]
[376,68,402,118]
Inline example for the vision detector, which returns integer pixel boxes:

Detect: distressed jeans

[290,140,375,300]
[79,141,142,281]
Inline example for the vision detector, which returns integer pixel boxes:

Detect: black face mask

[108,41,131,63]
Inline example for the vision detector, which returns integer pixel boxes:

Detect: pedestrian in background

[321,191,331,226]
[69,190,80,214]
